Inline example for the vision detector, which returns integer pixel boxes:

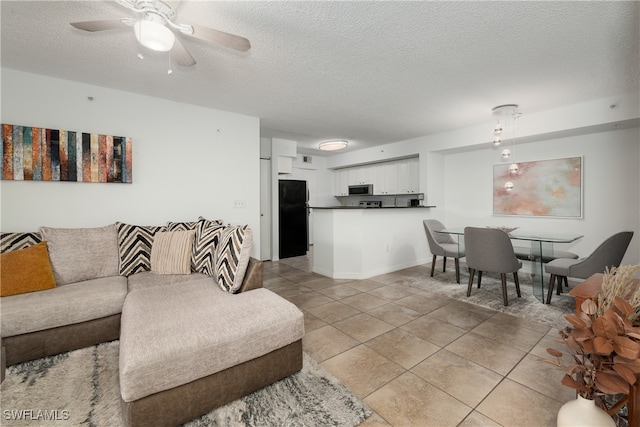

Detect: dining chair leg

[546,274,557,304]
[500,273,509,306]
[467,269,475,297]
[477,271,483,289]
[454,258,460,284]
[430,255,437,277]
[513,272,521,297]
[557,276,566,295]
[563,276,569,288]
[443,257,447,272]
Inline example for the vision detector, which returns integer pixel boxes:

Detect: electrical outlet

[234,200,246,209]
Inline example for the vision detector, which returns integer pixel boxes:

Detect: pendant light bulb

[501,149,511,159]
[509,163,519,174]
[504,181,514,191]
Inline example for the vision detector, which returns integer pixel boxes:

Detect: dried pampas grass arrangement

[597,263,640,324]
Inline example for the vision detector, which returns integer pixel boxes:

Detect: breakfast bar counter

[311,207,432,279]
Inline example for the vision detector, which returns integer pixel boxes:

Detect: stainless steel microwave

[348,184,373,196]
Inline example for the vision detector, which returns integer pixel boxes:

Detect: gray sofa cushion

[39,224,119,285]
[1,276,127,337]
[127,271,214,292]
[119,286,304,402]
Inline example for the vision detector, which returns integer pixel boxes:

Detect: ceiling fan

[70,0,251,67]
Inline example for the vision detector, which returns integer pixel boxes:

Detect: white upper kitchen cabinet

[334,169,349,196]
[333,157,419,196]
[398,157,420,194]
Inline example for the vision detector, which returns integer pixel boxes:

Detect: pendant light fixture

[492,104,521,191]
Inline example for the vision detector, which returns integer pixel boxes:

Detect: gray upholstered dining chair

[544,231,634,304]
[423,219,463,283]
[464,226,522,306]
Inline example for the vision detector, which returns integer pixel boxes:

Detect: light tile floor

[263,253,575,427]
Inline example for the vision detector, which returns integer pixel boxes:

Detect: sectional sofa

[0,219,305,426]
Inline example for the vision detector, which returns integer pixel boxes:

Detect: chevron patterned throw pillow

[215,225,253,293]
[1,232,42,253]
[116,222,167,276]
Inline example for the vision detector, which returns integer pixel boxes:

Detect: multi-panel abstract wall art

[1,124,132,183]
[493,156,583,218]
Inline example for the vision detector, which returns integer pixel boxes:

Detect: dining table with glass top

[435,227,584,303]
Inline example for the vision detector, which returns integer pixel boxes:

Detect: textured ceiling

[1,1,638,155]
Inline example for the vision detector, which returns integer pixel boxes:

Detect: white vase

[557,395,616,427]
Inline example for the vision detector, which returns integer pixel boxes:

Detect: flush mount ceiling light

[134,18,175,51]
[319,140,348,151]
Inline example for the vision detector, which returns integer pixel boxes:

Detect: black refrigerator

[279,179,309,259]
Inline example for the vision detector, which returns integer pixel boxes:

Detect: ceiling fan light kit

[134,19,175,51]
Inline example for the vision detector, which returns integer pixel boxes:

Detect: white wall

[442,127,640,265]
[0,69,262,258]
[289,154,336,208]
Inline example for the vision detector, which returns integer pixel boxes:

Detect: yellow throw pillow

[1,241,56,297]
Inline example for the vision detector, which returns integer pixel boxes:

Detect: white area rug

[1,342,371,427]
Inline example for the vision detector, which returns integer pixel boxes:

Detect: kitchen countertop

[310,205,436,209]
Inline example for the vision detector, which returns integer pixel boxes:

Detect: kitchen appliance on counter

[359,200,382,208]
[348,184,373,196]
[408,193,424,207]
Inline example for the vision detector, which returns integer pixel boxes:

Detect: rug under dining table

[389,261,575,329]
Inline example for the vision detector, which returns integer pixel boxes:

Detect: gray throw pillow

[39,224,119,285]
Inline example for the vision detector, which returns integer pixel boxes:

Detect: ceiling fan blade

[70,20,130,32]
[186,23,251,52]
[171,37,196,66]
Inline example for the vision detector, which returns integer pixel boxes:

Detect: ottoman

[119,283,304,427]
